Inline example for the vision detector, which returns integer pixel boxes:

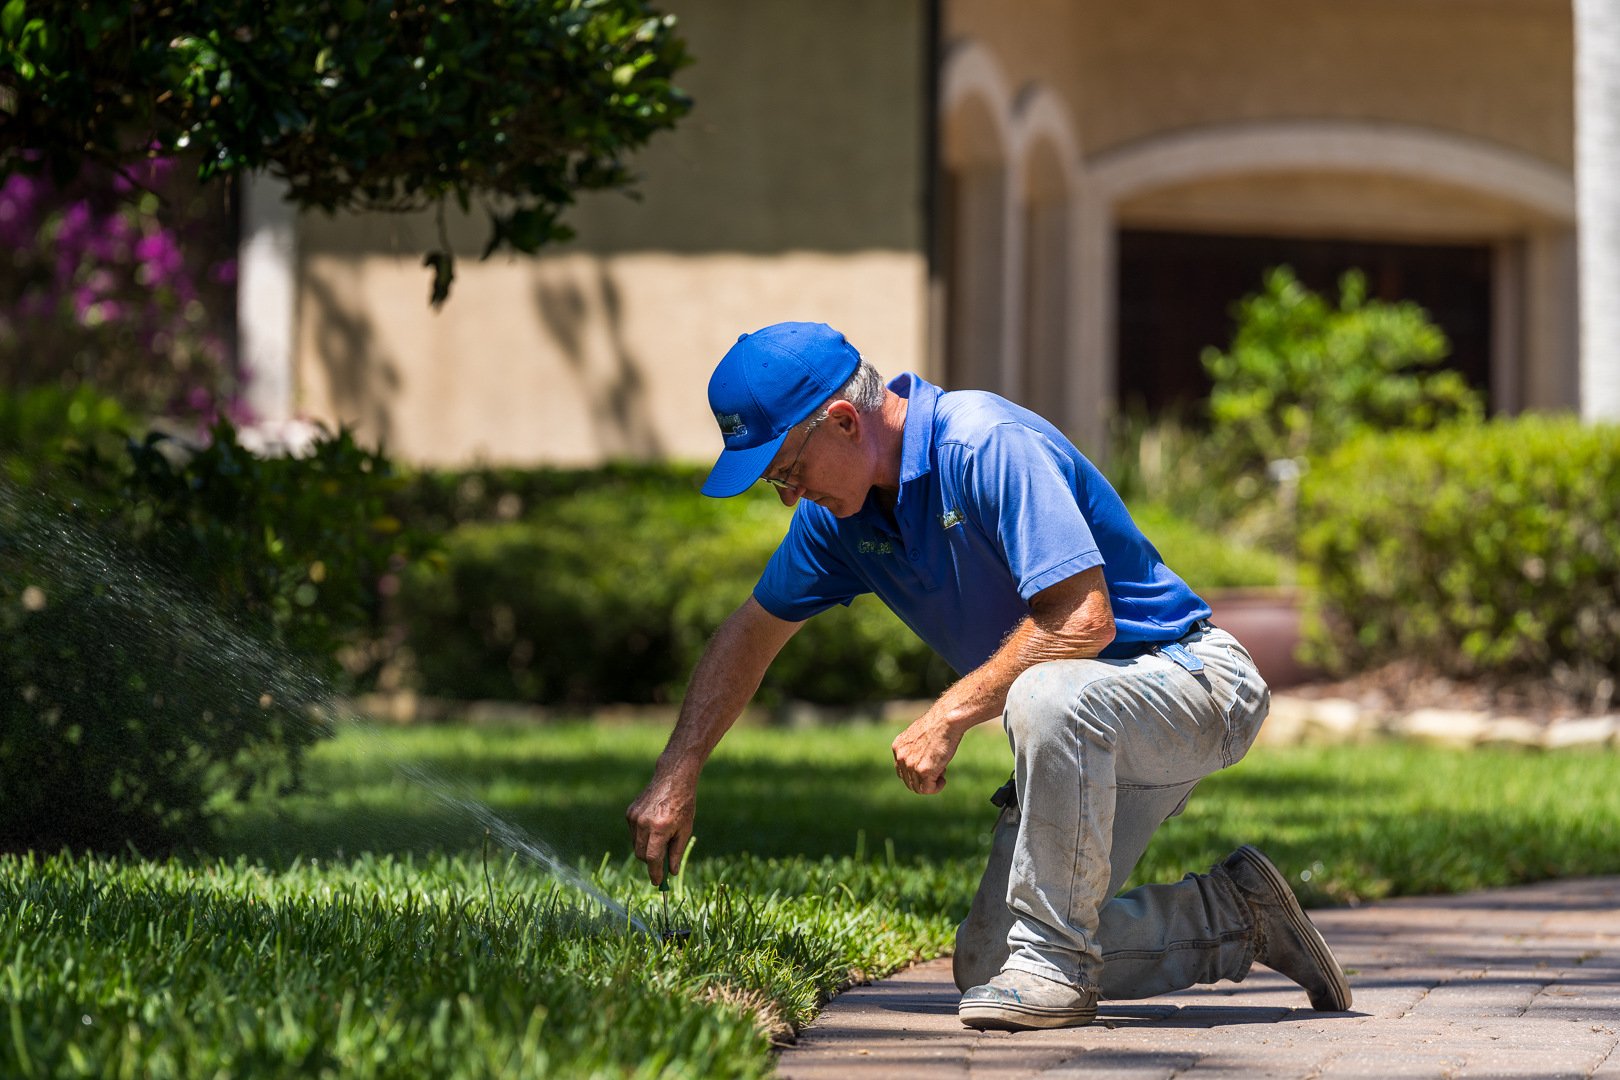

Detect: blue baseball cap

[701,322,862,498]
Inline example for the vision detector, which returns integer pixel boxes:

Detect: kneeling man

[626,321,1350,1031]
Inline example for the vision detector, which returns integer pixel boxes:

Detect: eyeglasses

[761,412,828,490]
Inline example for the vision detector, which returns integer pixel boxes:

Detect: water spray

[0,482,648,935]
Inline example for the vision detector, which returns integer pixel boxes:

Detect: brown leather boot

[1220,845,1353,1012]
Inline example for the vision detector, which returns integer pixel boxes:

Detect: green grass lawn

[8,721,1620,1078]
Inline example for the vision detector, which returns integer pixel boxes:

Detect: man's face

[760,405,867,517]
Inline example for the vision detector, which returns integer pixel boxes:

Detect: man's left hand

[891,713,963,795]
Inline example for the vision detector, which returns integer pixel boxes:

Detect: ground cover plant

[8,720,1620,1077]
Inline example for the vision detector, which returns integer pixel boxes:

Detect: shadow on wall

[534,265,664,459]
[303,268,402,449]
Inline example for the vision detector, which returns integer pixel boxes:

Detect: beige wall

[949,0,1573,168]
[293,0,929,466]
[297,250,925,465]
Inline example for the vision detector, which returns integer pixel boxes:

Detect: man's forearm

[654,636,763,780]
[889,567,1114,795]
[928,566,1117,734]
[652,597,800,781]
[928,612,1112,733]
[628,596,802,881]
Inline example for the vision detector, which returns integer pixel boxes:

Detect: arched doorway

[1116,230,1495,416]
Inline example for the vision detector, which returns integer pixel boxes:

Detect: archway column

[238,172,298,423]
[939,40,1015,395]
[999,158,1027,401]
[1575,0,1620,421]
[1069,195,1114,457]
[1525,228,1581,410]
[1007,85,1085,434]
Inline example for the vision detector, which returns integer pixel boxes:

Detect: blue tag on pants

[1158,641,1205,675]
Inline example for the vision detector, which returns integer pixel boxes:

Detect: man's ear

[825,399,860,435]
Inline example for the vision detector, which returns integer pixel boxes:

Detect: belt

[1108,618,1215,668]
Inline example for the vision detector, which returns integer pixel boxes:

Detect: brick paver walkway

[778,877,1620,1079]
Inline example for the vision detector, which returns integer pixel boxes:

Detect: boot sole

[958,999,1097,1031]
[1232,845,1353,1012]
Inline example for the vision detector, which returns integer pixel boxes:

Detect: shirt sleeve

[752,504,869,621]
[955,422,1104,601]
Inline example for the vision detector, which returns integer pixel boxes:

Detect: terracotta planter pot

[1204,587,1317,690]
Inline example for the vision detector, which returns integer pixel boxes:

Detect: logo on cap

[715,412,748,439]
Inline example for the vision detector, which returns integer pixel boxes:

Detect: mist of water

[0,481,649,934]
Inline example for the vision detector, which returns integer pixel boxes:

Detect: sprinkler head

[660,927,692,946]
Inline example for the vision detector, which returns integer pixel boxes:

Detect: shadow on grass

[212,724,1405,880]
[216,730,1015,869]
[209,725,1620,910]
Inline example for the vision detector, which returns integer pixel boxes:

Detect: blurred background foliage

[0,0,691,304]
[0,158,240,422]
[1301,416,1620,710]
[0,0,700,852]
[0,388,430,853]
[1201,266,1483,474]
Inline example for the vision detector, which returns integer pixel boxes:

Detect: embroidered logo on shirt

[940,508,964,531]
[858,539,894,556]
[715,412,747,438]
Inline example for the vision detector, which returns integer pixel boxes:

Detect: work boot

[1220,845,1353,1011]
[958,968,1099,1031]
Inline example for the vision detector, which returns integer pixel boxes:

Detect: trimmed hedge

[399,482,954,707]
[1299,416,1620,704]
[1128,504,1285,591]
[397,472,1285,708]
[389,462,712,534]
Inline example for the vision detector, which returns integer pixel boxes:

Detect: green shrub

[400,481,952,707]
[1299,415,1620,705]
[398,471,1287,707]
[0,413,430,853]
[391,462,712,533]
[91,424,425,672]
[1202,266,1483,474]
[0,384,131,487]
[1128,503,1285,591]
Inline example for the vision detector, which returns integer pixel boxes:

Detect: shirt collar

[890,372,938,485]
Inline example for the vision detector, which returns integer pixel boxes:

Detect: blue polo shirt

[752,373,1210,675]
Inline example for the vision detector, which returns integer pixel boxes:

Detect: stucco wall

[296,250,925,465]
[938,0,1579,431]
[293,0,929,466]
[948,0,1574,168]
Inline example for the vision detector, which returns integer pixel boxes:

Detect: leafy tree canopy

[0,0,691,304]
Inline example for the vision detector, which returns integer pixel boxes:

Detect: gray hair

[830,359,886,414]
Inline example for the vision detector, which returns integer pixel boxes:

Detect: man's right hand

[623,597,803,887]
[626,773,697,886]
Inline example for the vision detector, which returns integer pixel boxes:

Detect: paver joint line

[1396,978,1442,1021]
[776,877,1620,1080]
